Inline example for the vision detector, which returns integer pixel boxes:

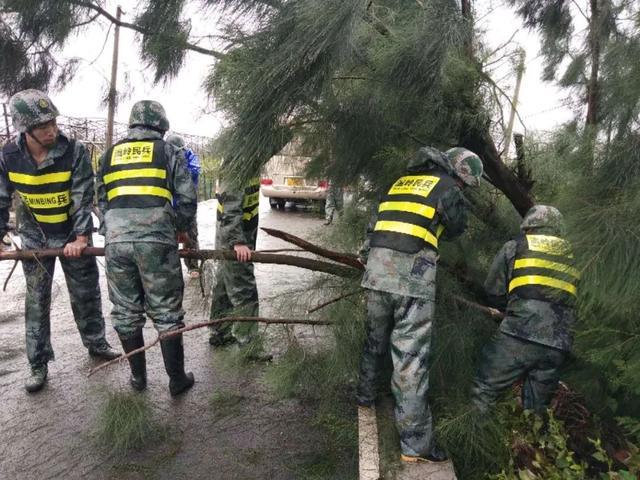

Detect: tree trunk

[460,124,535,216]
[586,0,600,127]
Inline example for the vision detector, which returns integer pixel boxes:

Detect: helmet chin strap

[26,130,48,148]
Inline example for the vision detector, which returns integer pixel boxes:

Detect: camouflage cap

[446,147,483,187]
[521,205,565,233]
[129,100,170,132]
[166,133,185,148]
[9,89,60,133]
[407,146,453,173]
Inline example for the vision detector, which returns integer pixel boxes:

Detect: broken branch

[88,316,332,376]
[0,247,359,278]
[306,288,365,314]
[261,227,365,270]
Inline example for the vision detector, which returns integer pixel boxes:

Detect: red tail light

[260,178,273,185]
[318,180,328,189]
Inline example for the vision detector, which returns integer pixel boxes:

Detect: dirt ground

[0,197,342,480]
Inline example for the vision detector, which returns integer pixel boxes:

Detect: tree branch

[260,227,364,270]
[70,0,224,59]
[0,247,360,278]
[87,316,332,376]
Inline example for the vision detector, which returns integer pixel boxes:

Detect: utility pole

[106,5,122,149]
[2,103,11,144]
[504,48,526,158]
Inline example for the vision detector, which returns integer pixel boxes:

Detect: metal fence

[0,106,218,200]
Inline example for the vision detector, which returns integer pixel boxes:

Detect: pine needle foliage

[206,0,481,188]
[94,391,168,453]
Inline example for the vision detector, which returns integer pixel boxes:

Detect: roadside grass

[263,279,365,479]
[94,391,170,453]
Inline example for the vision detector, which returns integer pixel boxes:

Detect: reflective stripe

[374,220,438,248]
[8,171,71,185]
[217,202,223,213]
[436,224,445,238]
[514,258,580,278]
[378,201,435,219]
[242,205,259,221]
[243,191,260,209]
[508,275,577,296]
[107,186,172,202]
[103,168,166,185]
[19,190,70,209]
[32,212,69,224]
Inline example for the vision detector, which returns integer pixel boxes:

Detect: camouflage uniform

[96,129,196,337]
[472,206,576,413]
[0,90,113,381]
[357,146,483,458]
[209,178,260,346]
[97,100,197,395]
[324,183,344,224]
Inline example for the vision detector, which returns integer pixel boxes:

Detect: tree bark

[261,227,364,270]
[0,247,359,278]
[460,124,535,216]
[586,0,600,127]
[88,316,332,376]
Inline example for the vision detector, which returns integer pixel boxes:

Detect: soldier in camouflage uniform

[324,182,344,225]
[208,173,264,353]
[96,101,197,396]
[471,205,577,413]
[0,89,119,393]
[166,134,201,277]
[357,146,484,463]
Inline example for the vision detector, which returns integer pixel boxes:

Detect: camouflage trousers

[324,185,344,222]
[21,251,107,367]
[105,242,185,338]
[209,258,259,345]
[357,289,435,457]
[182,220,200,271]
[471,331,567,414]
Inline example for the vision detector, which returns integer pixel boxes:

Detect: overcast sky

[49,1,573,142]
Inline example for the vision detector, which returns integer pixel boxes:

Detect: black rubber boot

[119,332,147,391]
[160,334,194,396]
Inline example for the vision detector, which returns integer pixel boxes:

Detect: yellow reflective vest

[509,233,579,306]
[102,139,172,209]
[216,177,260,231]
[2,139,74,235]
[370,171,456,254]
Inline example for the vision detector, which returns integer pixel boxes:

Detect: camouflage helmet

[407,146,453,173]
[166,134,185,148]
[129,100,170,132]
[521,205,565,233]
[9,89,59,133]
[446,147,484,187]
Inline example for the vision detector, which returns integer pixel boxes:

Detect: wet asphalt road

[0,196,339,480]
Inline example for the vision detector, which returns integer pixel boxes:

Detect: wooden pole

[2,103,11,144]
[105,5,122,148]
